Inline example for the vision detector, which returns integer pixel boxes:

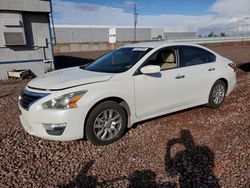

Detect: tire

[85,101,127,145]
[208,80,227,109]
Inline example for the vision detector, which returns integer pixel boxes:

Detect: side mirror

[140,65,161,74]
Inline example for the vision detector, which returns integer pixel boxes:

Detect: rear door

[177,46,217,104]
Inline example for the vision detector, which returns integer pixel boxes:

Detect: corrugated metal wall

[55,28,109,43]
[0,61,45,79]
[0,0,51,12]
[54,27,198,43]
[116,28,151,41]
[55,27,152,43]
[53,26,198,52]
[164,32,197,40]
[0,12,24,47]
[23,13,52,49]
[0,46,44,62]
[0,12,53,80]
[151,28,164,39]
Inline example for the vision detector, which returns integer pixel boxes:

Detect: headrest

[163,52,175,63]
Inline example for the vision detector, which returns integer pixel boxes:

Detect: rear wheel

[85,101,127,145]
[208,80,226,108]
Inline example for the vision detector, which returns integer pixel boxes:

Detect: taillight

[228,63,237,72]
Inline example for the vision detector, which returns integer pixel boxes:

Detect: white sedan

[19,42,236,145]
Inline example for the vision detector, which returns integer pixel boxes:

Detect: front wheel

[85,101,127,145]
[208,80,227,108]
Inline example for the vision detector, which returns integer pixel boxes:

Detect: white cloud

[208,0,250,35]
[53,0,212,27]
[53,0,133,25]
[124,1,135,8]
[53,0,250,35]
[211,0,250,17]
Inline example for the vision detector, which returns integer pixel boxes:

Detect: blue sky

[60,0,216,16]
[53,0,250,34]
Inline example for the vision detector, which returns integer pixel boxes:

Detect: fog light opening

[43,123,66,136]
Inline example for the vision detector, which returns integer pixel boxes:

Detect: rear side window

[207,51,216,62]
[179,46,216,67]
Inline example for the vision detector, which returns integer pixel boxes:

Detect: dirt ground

[0,43,250,187]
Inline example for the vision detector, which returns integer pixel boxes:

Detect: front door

[133,47,187,119]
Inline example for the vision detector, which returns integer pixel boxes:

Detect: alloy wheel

[93,109,122,141]
[212,83,225,105]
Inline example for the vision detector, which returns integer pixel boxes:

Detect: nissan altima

[19,42,236,145]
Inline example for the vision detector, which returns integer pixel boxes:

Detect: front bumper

[19,104,87,141]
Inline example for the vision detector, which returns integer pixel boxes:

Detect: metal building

[0,0,54,80]
[54,25,153,43]
[55,25,197,43]
[54,25,197,52]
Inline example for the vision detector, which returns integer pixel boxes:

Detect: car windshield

[83,47,152,73]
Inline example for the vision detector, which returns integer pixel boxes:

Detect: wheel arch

[84,97,132,137]
[207,78,229,108]
[216,78,228,92]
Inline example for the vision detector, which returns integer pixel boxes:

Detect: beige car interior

[160,51,177,70]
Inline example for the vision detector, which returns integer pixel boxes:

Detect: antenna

[134,3,138,42]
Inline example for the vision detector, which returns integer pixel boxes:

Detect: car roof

[124,41,204,49]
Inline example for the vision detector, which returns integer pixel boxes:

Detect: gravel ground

[0,44,250,187]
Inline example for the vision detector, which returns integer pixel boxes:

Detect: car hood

[28,67,113,90]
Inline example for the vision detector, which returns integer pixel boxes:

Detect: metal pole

[48,0,55,70]
[134,3,138,42]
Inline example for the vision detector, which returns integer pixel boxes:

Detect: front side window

[145,48,177,70]
[84,47,152,73]
[179,46,216,67]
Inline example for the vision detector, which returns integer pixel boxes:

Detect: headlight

[42,90,87,109]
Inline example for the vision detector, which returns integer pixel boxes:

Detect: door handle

[175,74,185,79]
[208,68,215,71]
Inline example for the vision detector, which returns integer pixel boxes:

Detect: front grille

[20,90,49,110]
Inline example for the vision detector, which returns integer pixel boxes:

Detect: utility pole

[134,3,138,42]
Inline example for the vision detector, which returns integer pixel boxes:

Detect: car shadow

[54,55,94,70]
[238,62,250,72]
